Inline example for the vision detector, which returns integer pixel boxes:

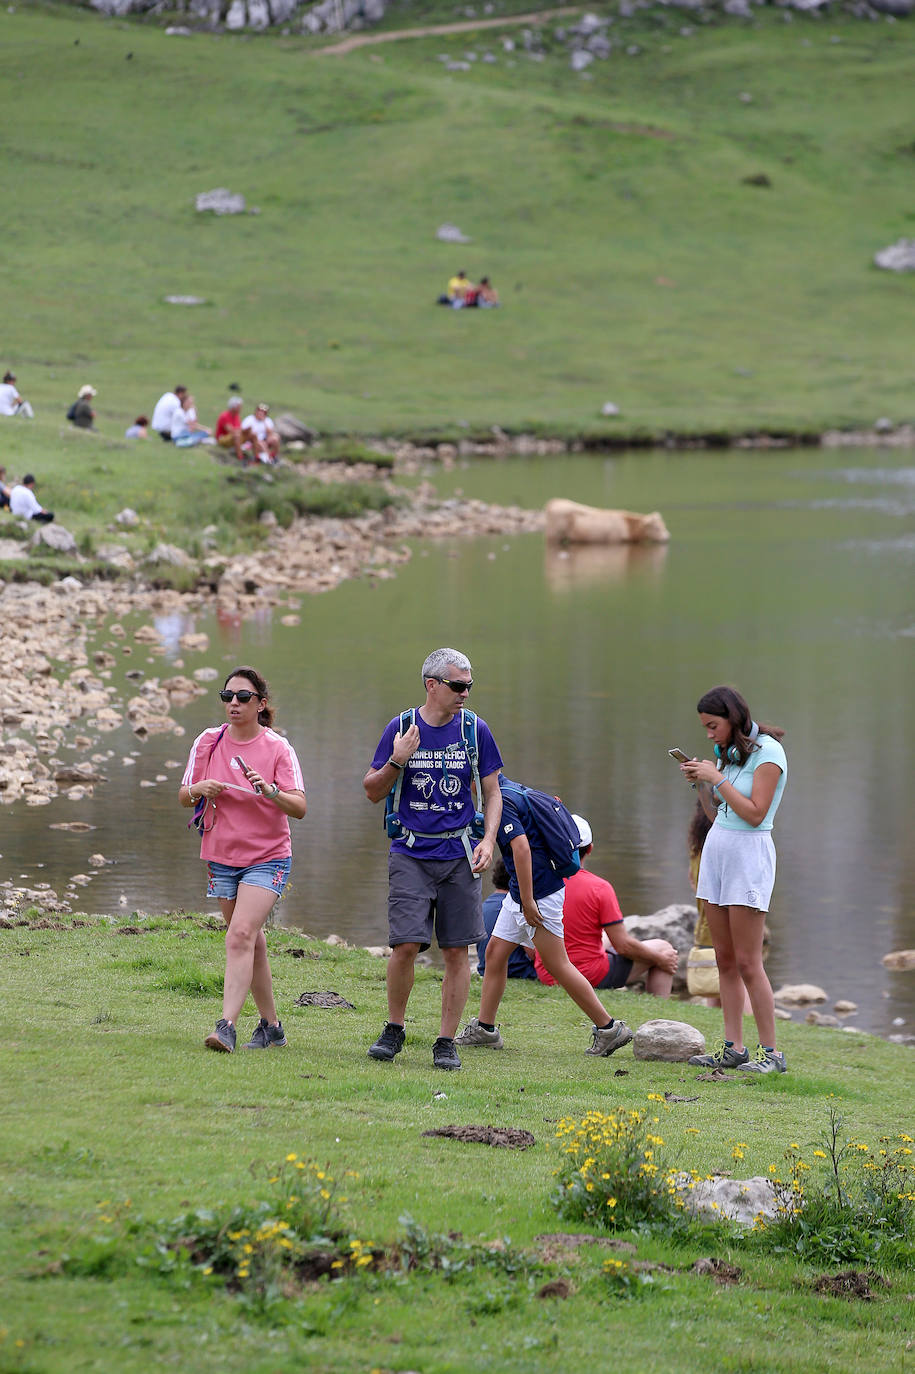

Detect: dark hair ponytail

[224,665,274,727]
[696,684,783,767]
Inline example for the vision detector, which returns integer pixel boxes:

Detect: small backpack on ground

[383,708,484,845]
[498,777,581,878]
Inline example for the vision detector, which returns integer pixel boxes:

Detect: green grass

[1,915,913,1371]
[1,3,913,446]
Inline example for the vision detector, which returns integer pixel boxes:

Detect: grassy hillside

[1,3,913,439]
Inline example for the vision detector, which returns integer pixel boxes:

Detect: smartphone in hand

[234,754,263,793]
[668,748,690,763]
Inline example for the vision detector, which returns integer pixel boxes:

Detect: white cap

[572,814,592,848]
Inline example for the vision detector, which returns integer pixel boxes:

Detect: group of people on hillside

[186,647,788,1079]
[0,368,282,467]
[150,386,280,464]
[437,271,500,309]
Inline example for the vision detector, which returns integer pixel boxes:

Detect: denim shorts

[206,857,291,901]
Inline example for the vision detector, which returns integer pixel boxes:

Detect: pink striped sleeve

[270,732,305,793]
[180,728,219,788]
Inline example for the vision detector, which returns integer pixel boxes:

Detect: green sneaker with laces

[688,1040,750,1069]
[738,1044,787,1074]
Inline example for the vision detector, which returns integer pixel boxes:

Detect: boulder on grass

[632,1019,705,1062]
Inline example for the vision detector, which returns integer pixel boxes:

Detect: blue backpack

[498,776,581,879]
[384,708,485,845]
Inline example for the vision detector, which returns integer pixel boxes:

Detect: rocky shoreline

[0,481,541,819]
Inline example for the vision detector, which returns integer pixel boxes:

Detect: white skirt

[696,825,776,912]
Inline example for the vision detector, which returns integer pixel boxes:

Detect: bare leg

[704,902,748,1048]
[440,945,472,1039]
[220,886,280,1026]
[625,939,675,997]
[533,928,612,1024]
[220,897,279,1023]
[729,904,776,1049]
[385,942,420,1024]
[478,936,514,1025]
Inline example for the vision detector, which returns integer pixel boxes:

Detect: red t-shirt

[215,409,241,439]
[534,867,623,986]
[182,726,305,866]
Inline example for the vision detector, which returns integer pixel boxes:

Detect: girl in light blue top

[681,685,788,1075]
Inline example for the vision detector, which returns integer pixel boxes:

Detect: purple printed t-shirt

[371,709,503,861]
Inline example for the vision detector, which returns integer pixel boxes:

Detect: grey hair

[421,647,471,686]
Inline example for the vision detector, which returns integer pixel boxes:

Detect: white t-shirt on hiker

[151,392,181,435]
[10,485,42,519]
[242,414,276,443]
[0,383,20,416]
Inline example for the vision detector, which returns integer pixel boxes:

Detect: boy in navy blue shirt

[456,774,633,1057]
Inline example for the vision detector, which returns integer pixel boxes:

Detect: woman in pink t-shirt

[180,666,306,1054]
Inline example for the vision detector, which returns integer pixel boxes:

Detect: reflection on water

[544,542,669,591]
[5,445,915,1040]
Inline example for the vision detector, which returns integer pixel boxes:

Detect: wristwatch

[265,783,280,799]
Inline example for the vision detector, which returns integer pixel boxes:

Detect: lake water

[8,445,915,1038]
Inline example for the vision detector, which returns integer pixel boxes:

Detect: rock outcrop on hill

[87,0,912,30]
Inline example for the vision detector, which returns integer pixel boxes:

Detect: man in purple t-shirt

[363,647,503,1071]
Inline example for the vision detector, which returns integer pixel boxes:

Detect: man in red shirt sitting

[534,815,678,996]
[214,396,250,463]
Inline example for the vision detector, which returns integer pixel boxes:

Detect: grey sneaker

[689,1040,750,1069]
[243,1017,287,1050]
[586,1019,633,1056]
[368,1022,405,1061]
[738,1044,787,1075]
[432,1036,462,1070]
[454,1016,504,1049]
[204,1018,236,1053]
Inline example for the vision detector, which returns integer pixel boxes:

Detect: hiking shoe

[454,1017,504,1049]
[243,1017,287,1050]
[204,1018,236,1053]
[586,1019,634,1057]
[738,1044,787,1075]
[688,1040,750,1069]
[368,1022,406,1061]
[432,1037,462,1071]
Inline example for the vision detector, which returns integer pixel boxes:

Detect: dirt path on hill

[319,6,582,55]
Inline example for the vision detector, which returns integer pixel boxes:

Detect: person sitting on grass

[476,276,499,308]
[438,270,474,309]
[455,774,634,1058]
[242,403,280,464]
[476,857,538,981]
[0,465,12,509]
[151,385,188,442]
[68,384,96,429]
[10,474,54,524]
[533,814,678,997]
[0,371,34,418]
[125,415,149,440]
[214,395,251,463]
[171,392,214,448]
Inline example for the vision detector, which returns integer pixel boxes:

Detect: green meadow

[2,2,913,443]
[1,916,913,1372]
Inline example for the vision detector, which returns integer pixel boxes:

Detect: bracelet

[265,783,280,799]
[387,757,403,771]
[713,782,726,802]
